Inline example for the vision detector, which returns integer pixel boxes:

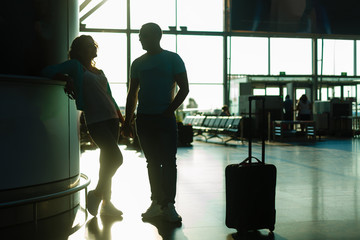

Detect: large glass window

[344,86,356,98]
[82,32,127,106]
[296,89,306,101]
[318,39,354,76]
[254,89,265,96]
[80,0,127,29]
[334,86,341,97]
[130,0,176,30]
[230,37,268,75]
[266,87,280,96]
[178,36,223,110]
[87,33,127,83]
[177,0,223,31]
[185,84,223,110]
[270,38,312,75]
[319,88,329,101]
[177,35,223,84]
[79,0,359,111]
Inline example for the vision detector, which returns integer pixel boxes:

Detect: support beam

[80,0,108,23]
[223,0,230,106]
[126,0,131,89]
[80,0,92,11]
[312,38,318,102]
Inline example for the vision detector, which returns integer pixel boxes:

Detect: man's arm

[117,109,125,125]
[122,77,140,137]
[162,72,189,117]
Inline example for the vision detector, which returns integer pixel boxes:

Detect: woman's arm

[42,59,85,110]
[41,59,82,79]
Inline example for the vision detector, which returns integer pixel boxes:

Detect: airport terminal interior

[3,0,360,239]
[4,138,360,240]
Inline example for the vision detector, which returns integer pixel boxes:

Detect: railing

[0,173,91,228]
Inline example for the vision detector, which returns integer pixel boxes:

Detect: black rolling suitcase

[177,122,193,146]
[225,96,276,233]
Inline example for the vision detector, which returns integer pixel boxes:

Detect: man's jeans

[136,114,178,206]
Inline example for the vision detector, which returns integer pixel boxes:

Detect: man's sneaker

[141,201,163,219]
[87,190,101,216]
[100,202,123,217]
[162,203,182,222]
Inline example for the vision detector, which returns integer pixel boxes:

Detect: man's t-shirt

[130,50,186,115]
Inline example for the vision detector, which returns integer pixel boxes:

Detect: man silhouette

[122,22,189,222]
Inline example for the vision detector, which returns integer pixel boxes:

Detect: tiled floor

[5,137,360,239]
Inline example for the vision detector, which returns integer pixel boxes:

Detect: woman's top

[298,100,311,115]
[82,70,118,124]
[41,59,119,124]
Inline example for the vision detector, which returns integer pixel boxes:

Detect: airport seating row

[182,115,244,144]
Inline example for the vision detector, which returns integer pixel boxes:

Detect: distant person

[296,94,312,120]
[186,98,198,108]
[296,94,312,131]
[122,23,189,222]
[283,95,293,121]
[42,35,124,217]
[220,105,231,116]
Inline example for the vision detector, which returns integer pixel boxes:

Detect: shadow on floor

[86,215,123,240]
[143,217,188,240]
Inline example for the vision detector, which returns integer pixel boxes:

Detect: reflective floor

[4,138,360,239]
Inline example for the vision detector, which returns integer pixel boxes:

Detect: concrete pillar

[0,0,80,228]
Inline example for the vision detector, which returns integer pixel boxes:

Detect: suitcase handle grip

[240,156,262,165]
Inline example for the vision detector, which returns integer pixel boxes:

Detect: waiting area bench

[182,115,244,144]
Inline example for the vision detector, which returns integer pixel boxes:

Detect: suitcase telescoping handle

[241,96,265,165]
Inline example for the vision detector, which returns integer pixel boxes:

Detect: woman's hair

[300,94,307,103]
[68,35,98,67]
